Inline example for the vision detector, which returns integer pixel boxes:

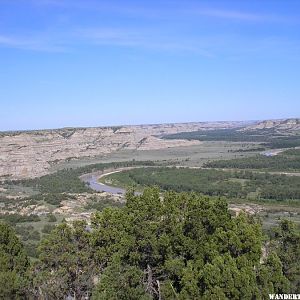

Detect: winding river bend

[82,174,126,194]
[80,164,300,196]
[80,167,138,195]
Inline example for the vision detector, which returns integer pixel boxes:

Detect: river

[80,168,138,195]
[80,164,300,196]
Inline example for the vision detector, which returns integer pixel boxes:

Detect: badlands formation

[0,121,243,179]
[241,118,300,133]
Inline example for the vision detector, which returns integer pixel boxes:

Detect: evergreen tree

[90,188,289,299]
[31,221,97,299]
[272,220,300,292]
[0,222,29,299]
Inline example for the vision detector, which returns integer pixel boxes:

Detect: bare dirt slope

[242,118,300,133]
[0,121,244,179]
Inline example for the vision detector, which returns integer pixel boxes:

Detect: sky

[0,0,300,131]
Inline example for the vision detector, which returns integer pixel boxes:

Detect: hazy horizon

[1,116,299,133]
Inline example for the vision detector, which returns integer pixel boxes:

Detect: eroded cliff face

[243,118,300,132]
[0,121,243,179]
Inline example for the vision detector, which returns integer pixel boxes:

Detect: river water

[81,174,126,194]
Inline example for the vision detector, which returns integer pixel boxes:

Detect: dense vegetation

[163,128,300,148]
[272,220,300,291]
[10,160,156,195]
[3,160,156,210]
[228,147,266,153]
[164,128,266,142]
[204,149,300,171]
[84,195,124,211]
[105,167,300,201]
[266,137,300,149]
[0,223,29,298]
[0,213,41,225]
[1,161,156,260]
[1,189,299,299]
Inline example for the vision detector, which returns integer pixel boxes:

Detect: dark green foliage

[271,220,300,292]
[0,222,29,298]
[15,225,35,241]
[40,193,69,206]
[4,161,156,210]
[28,230,41,241]
[229,147,266,153]
[47,213,57,222]
[257,252,290,296]
[85,196,125,211]
[0,213,41,225]
[19,169,92,194]
[41,224,56,234]
[22,193,70,207]
[163,128,266,142]
[107,167,300,201]
[24,243,38,259]
[163,128,300,148]
[110,167,248,198]
[204,149,300,171]
[1,189,298,298]
[9,160,156,195]
[92,261,151,300]
[32,221,97,299]
[10,189,295,298]
[284,149,300,156]
[265,137,300,149]
[89,188,290,299]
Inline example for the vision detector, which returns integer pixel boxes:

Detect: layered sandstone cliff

[242,118,300,133]
[0,121,245,179]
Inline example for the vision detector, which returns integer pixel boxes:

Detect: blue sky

[0,0,300,130]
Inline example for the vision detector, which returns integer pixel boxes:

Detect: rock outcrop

[242,118,300,133]
[0,121,245,179]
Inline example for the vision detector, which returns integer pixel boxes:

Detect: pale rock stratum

[0,121,244,179]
